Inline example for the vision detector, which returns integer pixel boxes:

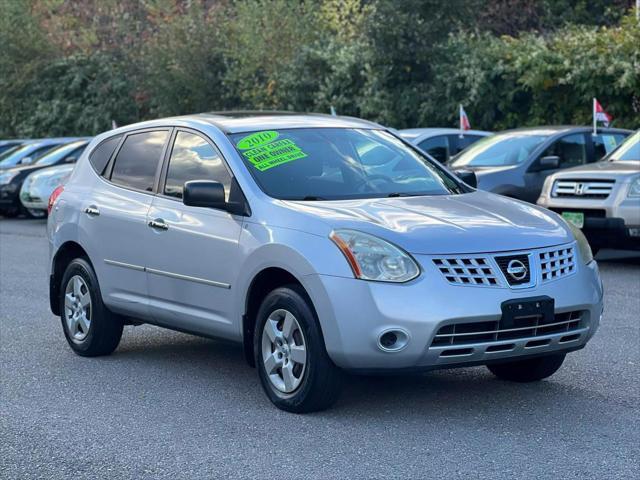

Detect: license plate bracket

[500,296,554,330]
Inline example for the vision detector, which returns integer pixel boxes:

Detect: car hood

[464,165,520,175]
[283,190,571,254]
[552,160,640,177]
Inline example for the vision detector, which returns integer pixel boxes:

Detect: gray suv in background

[48,113,603,412]
[450,126,631,202]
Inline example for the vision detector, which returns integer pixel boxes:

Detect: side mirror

[183,180,226,210]
[453,169,477,188]
[538,155,560,171]
[65,156,78,164]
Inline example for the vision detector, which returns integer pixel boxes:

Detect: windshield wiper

[386,192,415,198]
[300,196,327,201]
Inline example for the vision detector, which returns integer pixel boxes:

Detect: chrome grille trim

[432,243,577,288]
[552,179,615,199]
[539,246,575,283]
[430,310,584,348]
[432,256,502,287]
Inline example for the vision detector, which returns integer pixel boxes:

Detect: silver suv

[48,113,603,412]
[538,130,640,252]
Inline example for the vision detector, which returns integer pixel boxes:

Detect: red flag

[594,98,612,127]
[459,105,470,131]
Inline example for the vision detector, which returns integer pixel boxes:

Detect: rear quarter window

[89,135,123,175]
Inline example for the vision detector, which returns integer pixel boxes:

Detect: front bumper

[307,250,603,371]
[0,183,20,210]
[538,190,640,249]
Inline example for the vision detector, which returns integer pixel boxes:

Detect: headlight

[627,176,640,198]
[0,171,18,185]
[330,229,420,282]
[565,220,593,264]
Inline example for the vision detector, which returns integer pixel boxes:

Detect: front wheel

[60,258,123,356]
[486,353,566,382]
[254,285,342,413]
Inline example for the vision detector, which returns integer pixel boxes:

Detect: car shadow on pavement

[96,326,628,429]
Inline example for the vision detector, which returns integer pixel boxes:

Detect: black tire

[23,207,47,219]
[0,207,19,218]
[59,257,123,356]
[487,353,566,382]
[254,284,342,413]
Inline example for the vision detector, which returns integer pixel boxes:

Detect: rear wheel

[487,353,566,382]
[59,258,123,356]
[254,285,342,413]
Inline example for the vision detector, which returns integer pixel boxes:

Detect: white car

[20,164,75,217]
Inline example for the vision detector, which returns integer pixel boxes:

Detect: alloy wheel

[64,275,92,342]
[261,309,307,393]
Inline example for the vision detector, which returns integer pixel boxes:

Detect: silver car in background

[20,164,75,217]
[538,130,640,252]
[399,128,491,164]
[48,113,603,412]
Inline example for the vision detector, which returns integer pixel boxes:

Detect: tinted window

[110,131,168,191]
[592,133,626,160]
[418,135,449,163]
[164,131,231,200]
[451,134,483,154]
[89,135,122,175]
[36,141,87,166]
[230,128,463,200]
[543,133,587,168]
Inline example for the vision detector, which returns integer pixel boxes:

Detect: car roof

[110,111,386,136]
[399,128,492,140]
[193,111,385,134]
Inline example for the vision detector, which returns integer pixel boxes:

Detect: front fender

[234,221,354,337]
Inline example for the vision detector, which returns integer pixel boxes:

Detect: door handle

[84,205,100,216]
[148,219,169,230]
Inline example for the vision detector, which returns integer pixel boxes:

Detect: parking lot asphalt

[1,217,639,479]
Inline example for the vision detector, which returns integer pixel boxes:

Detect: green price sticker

[236,131,279,150]
[237,131,307,171]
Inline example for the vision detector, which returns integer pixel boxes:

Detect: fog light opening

[377,329,409,352]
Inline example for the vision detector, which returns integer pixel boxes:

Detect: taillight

[48,185,64,214]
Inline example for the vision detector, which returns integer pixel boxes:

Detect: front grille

[432,257,500,286]
[552,179,615,199]
[494,254,531,286]
[430,311,583,347]
[539,246,575,282]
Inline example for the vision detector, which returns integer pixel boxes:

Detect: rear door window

[542,133,587,168]
[110,131,169,192]
[89,135,122,175]
[163,131,231,200]
[417,135,449,163]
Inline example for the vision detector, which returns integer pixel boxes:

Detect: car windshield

[606,131,640,161]
[451,132,548,167]
[0,145,21,161]
[229,128,463,200]
[35,141,86,166]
